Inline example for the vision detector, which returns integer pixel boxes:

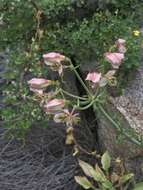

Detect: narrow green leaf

[78,160,96,178]
[101,151,111,172]
[133,182,143,190]
[74,176,92,189]
[120,173,134,184]
[102,180,113,189]
[95,164,106,182]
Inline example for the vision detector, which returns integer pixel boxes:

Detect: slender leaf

[78,160,96,178]
[133,182,143,190]
[74,176,93,189]
[101,151,111,172]
[120,173,134,184]
[102,180,113,189]
[92,164,106,182]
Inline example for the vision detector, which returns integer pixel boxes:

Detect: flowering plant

[27,39,129,146]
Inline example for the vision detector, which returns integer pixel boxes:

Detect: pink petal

[104,52,124,69]
[43,52,62,59]
[44,99,65,109]
[28,78,50,89]
[28,78,48,85]
[85,72,101,83]
[43,52,65,63]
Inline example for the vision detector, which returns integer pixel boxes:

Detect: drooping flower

[54,109,80,127]
[104,52,124,69]
[28,78,54,94]
[43,52,66,75]
[28,78,52,89]
[44,99,65,114]
[85,72,101,83]
[115,39,126,53]
[43,52,65,63]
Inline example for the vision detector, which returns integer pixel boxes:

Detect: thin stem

[59,89,65,99]
[97,104,142,147]
[76,99,95,110]
[61,89,87,100]
[73,136,96,156]
[68,60,92,96]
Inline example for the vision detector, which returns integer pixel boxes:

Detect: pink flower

[28,78,52,89]
[43,52,66,76]
[44,99,65,114]
[115,39,126,53]
[28,78,54,94]
[104,52,124,69]
[85,72,101,83]
[43,52,65,63]
[54,109,80,127]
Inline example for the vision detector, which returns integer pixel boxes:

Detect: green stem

[97,104,120,131]
[76,99,95,110]
[97,104,142,147]
[68,60,92,96]
[61,89,87,100]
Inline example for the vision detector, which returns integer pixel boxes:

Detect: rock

[78,41,143,180]
[97,53,143,179]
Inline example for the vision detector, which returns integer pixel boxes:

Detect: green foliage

[74,176,93,189]
[102,0,143,21]
[101,151,111,172]
[0,0,143,136]
[76,152,135,190]
[0,0,36,46]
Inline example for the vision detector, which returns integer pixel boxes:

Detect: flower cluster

[86,39,126,88]
[105,38,126,69]
[28,52,80,129]
[27,40,126,143]
[43,52,68,76]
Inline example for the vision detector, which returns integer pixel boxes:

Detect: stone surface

[79,37,143,179]
[97,50,143,179]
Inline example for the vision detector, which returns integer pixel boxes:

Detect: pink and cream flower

[104,52,124,69]
[43,52,66,75]
[28,78,52,89]
[44,99,65,114]
[85,72,101,83]
[43,52,65,63]
[28,78,54,94]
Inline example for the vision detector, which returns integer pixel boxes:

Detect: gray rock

[97,50,143,179]
[78,36,143,179]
